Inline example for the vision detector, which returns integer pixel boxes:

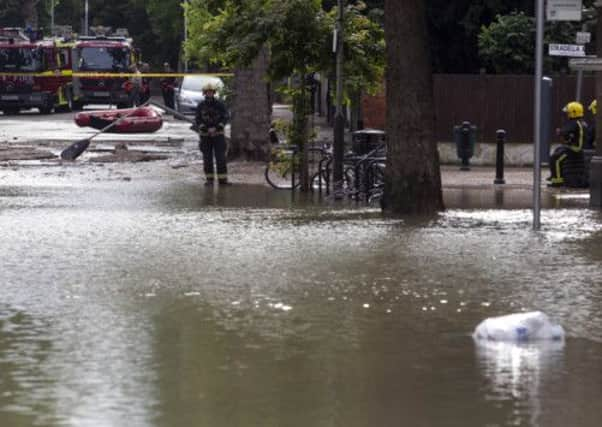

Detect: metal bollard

[494,129,506,185]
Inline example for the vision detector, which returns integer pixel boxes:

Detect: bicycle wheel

[341,166,360,198]
[265,160,301,190]
[310,169,330,192]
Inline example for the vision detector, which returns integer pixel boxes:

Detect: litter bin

[453,121,477,170]
[352,129,385,155]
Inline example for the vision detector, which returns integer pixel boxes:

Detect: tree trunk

[382,0,443,214]
[230,48,271,161]
[22,0,39,28]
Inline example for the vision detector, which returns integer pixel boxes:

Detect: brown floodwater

[1,173,601,427]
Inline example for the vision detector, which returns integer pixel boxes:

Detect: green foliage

[6,0,594,77]
[337,2,385,96]
[478,11,534,74]
[143,0,184,66]
[426,0,534,72]
[184,0,384,159]
[428,0,596,73]
[186,0,329,79]
[478,11,587,74]
[186,0,384,97]
[0,0,22,27]
[0,0,183,67]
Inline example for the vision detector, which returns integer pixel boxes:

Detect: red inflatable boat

[74,107,163,133]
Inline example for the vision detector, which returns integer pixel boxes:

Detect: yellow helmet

[589,99,597,115]
[562,101,584,119]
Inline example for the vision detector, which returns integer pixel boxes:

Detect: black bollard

[494,129,506,185]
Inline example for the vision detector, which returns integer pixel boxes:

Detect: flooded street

[1,160,602,427]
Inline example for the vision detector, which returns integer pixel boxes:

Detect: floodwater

[1,171,602,427]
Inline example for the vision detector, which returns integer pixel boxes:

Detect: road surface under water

[1,169,601,427]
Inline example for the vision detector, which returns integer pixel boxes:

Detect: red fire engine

[0,28,72,115]
[71,28,146,109]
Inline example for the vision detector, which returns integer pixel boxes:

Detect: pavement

[0,102,593,210]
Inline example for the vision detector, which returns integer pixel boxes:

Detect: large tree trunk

[230,48,271,161]
[382,0,444,214]
[22,0,39,28]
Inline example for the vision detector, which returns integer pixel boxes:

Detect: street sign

[549,43,585,57]
[547,0,582,21]
[569,57,602,71]
[576,31,591,44]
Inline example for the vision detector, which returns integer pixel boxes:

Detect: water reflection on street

[1,176,602,426]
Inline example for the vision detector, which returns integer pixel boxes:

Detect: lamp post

[333,0,345,198]
[532,0,544,230]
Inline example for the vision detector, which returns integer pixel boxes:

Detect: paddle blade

[60,138,91,160]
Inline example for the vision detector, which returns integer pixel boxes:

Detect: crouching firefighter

[194,82,230,185]
[548,101,587,187]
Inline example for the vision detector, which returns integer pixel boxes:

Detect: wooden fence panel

[362,74,597,144]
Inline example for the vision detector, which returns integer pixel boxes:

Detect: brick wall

[361,92,386,130]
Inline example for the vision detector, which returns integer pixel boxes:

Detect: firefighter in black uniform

[548,101,587,187]
[194,82,230,185]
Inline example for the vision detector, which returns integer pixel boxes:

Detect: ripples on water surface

[1,179,601,426]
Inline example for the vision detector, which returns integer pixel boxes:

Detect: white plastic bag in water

[473,311,565,342]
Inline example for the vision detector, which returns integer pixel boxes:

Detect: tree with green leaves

[0,0,41,28]
[185,0,384,189]
[478,11,535,74]
[0,0,22,28]
[144,0,184,68]
[478,10,594,74]
[426,0,533,72]
[186,0,329,188]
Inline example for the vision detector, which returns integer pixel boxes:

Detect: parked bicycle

[264,143,330,190]
[264,130,386,204]
[309,142,386,203]
[265,144,300,190]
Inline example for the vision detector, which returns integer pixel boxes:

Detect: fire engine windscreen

[77,46,130,71]
[0,47,43,72]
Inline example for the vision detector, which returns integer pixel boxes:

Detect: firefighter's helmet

[202,82,219,93]
[562,101,584,119]
[589,99,597,115]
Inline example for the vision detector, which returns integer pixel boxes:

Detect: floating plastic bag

[473,311,565,342]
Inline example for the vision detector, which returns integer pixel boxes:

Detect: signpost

[547,0,583,21]
[548,43,586,57]
[569,57,602,70]
[533,0,586,228]
[333,0,345,199]
[575,26,591,101]
[569,56,602,207]
[534,0,544,230]
[576,31,591,44]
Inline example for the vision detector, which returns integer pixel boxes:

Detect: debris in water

[473,311,565,342]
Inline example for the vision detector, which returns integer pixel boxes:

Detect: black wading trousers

[200,135,228,183]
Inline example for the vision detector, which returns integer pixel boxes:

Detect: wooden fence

[361,74,596,144]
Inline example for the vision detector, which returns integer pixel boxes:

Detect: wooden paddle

[60,101,151,161]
